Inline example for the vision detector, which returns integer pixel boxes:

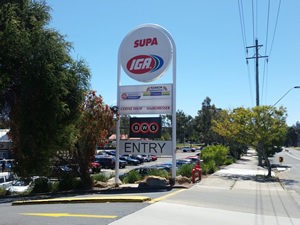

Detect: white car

[7,178,32,194]
[7,176,49,195]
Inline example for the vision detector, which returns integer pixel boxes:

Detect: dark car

[176,159,193,166]
[119,155,140,166]
[95,156,126,169]
[129,155,144,163]
[181,147,196,152]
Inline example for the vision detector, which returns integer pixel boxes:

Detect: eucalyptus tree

[194,97,222,145]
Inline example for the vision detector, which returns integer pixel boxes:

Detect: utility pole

[246,39,268,106]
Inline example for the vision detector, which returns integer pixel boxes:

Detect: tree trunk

[260,144,272,177]
[256,145,263,166]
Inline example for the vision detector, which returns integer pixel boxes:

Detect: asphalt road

[0,201,150,225]
[273,147,300,195]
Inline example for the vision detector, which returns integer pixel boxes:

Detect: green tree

[194,97,222,145]
[212,107,251,159]
[213,106,287,177]
[0,0,90,176]
[176,110,193,143]
[251,106,287,176]
[285,122,300,147]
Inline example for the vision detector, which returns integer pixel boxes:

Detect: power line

[269,0,282,57]
[251,0,255,43]
[238,0,247,49]
[238,0,254,104]
[261,0,270,104]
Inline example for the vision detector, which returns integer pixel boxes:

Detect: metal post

[255,39,259,106]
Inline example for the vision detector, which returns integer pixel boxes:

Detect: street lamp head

[272,85,300,107]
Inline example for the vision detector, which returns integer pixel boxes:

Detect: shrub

[92,173,110,182]
[122,170,142,184]
[177,164,194,178]
[58,176,81,191]
[0,187,7,196]
[202,160,217,175]
[202,145,229,167]
[32,178,51,193]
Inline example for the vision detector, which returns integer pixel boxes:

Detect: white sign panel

[119,84,172,114]
[120,140,172,155]
[119,24,173,82]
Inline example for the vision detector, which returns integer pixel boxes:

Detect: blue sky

[48,0,300,126]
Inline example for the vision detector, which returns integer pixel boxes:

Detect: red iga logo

[126,55,164,74]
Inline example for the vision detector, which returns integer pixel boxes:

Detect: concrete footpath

[109,149,300,225]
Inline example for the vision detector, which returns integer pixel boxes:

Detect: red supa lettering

[134,37,158,48]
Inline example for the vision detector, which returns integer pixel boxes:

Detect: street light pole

[272,86,300,107]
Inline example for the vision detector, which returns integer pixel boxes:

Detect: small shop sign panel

[119,84,172,115]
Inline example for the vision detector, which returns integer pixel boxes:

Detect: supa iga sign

[119,24,173,82]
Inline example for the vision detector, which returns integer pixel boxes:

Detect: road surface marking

[148,189,186,203]
[20,213,117,219]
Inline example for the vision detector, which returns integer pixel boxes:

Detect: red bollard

[192,159,202,183]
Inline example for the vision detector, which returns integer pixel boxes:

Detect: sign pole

[115,55,121,185]
[169,33,177,181]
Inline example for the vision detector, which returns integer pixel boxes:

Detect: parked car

[0,172,14,189]
[95,156,126,169]
[89,162,101,173]
[129,155,144,163]
[181,147,196,152]
[50,164,79,177]
[185,155,202,164]
[6,176,49,195]
[119,155,140,166]
[150,155,158,161]
[105,150,116,156]
[176,159,193,166]
[0,159,15,172]
[141,154,153,162]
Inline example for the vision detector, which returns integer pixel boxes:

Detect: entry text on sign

[120,140,172,155]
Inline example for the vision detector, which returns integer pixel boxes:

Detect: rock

[94,181,109,188]
[143,176,169,188]
[176,175,191,184]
